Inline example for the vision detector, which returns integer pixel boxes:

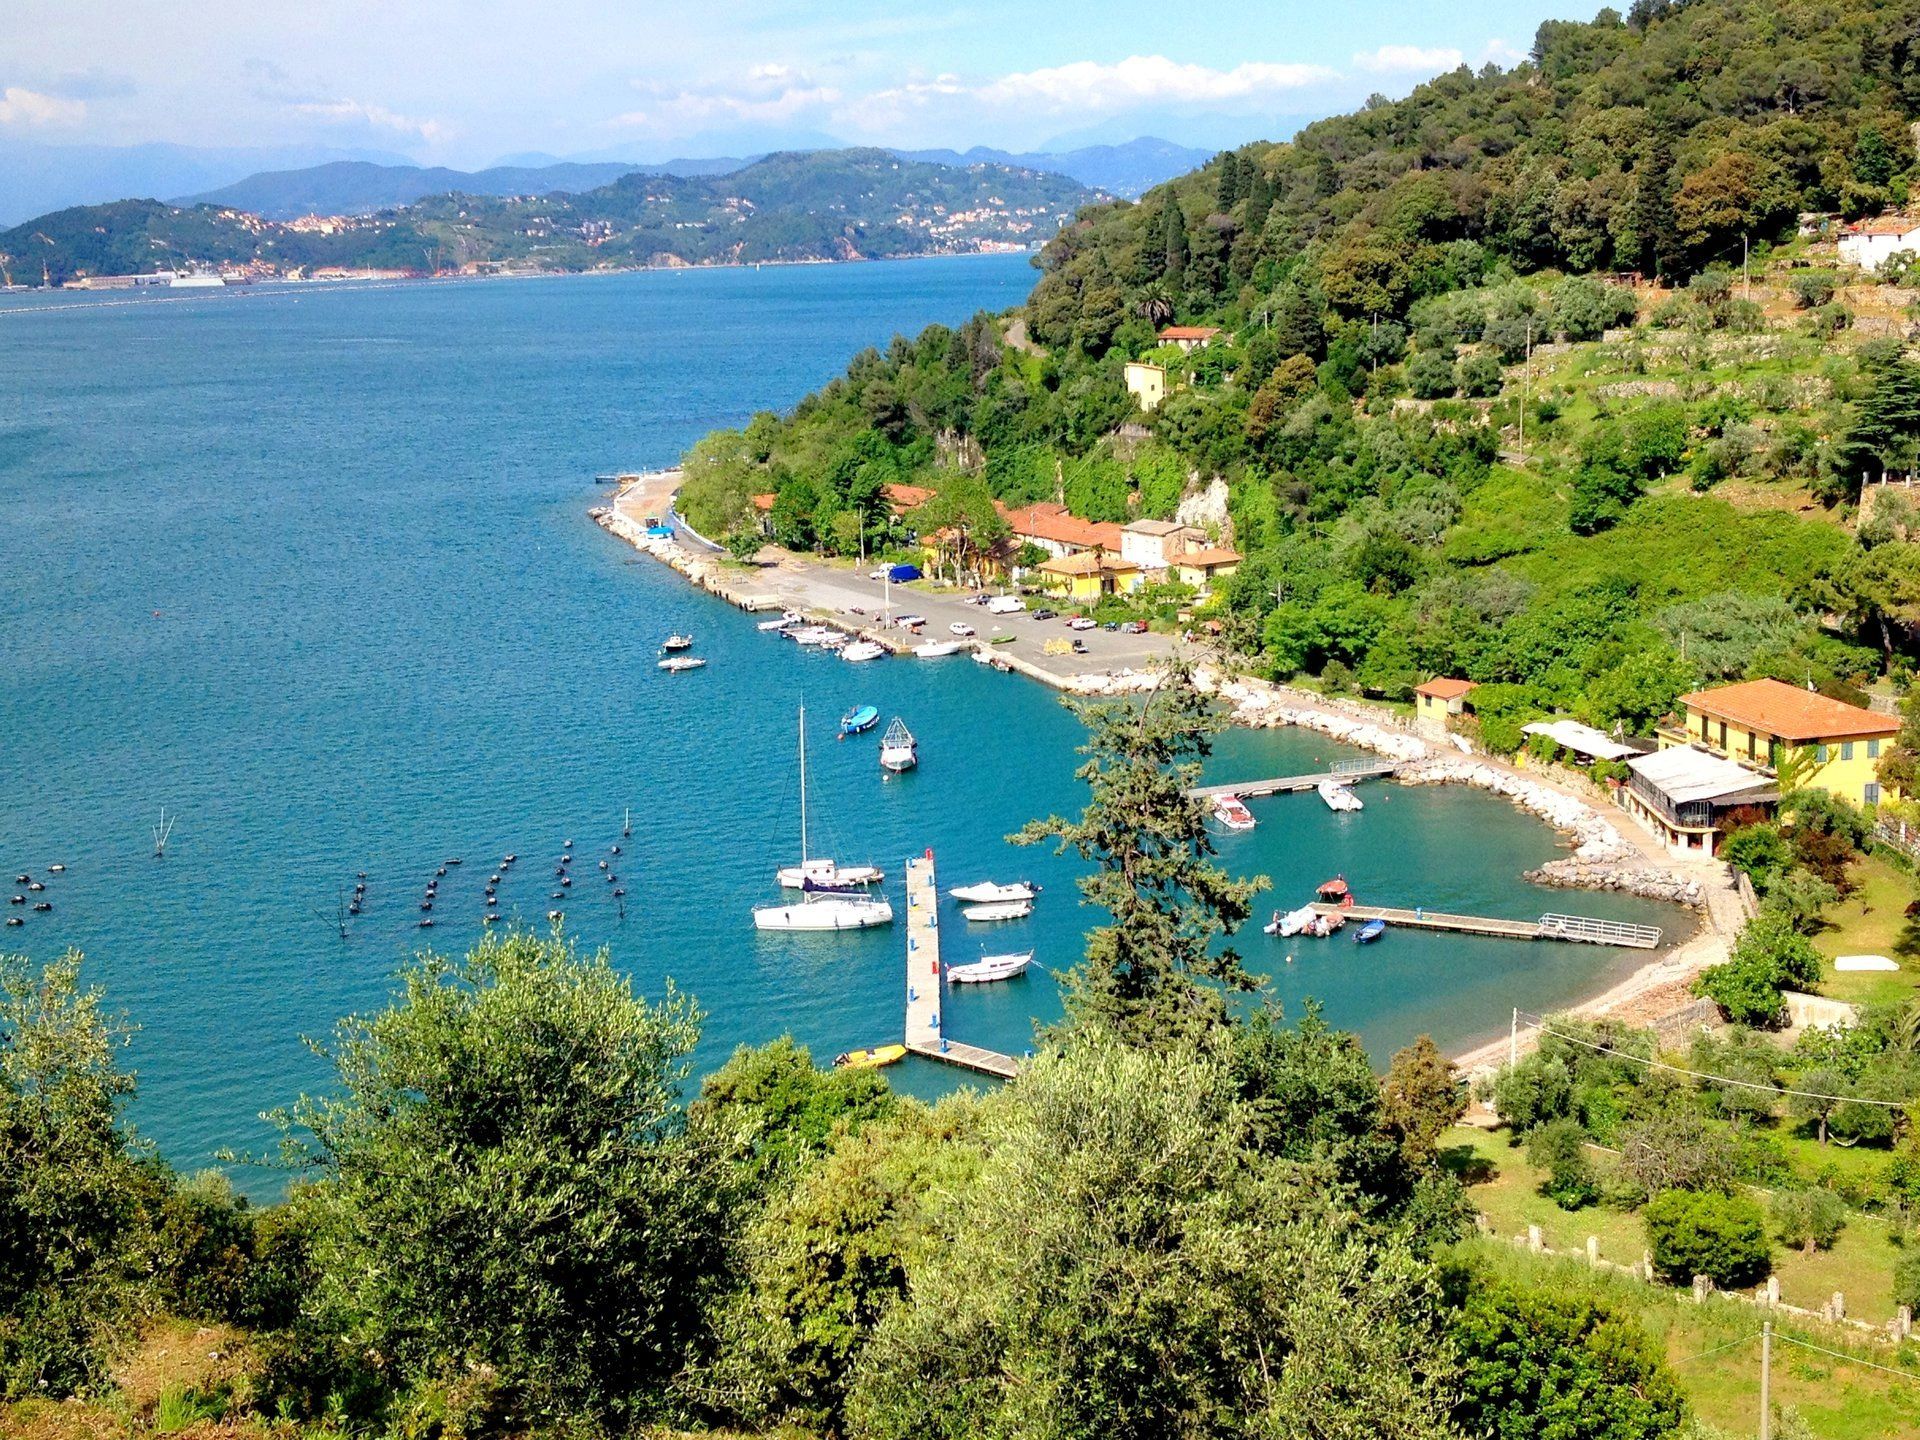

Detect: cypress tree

[1245,166,1273,236]
[1217,151,1243,211]
[1162,201,1190,287]
[1633,130,1685,282]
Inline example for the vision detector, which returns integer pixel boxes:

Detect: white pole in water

[1509,1007,1519,1068]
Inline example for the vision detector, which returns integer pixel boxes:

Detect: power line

[1773,1332,1920,1385]
[1512,1013,1919,1110]
[1669,1330,1762,1367]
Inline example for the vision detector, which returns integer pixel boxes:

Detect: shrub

[1770,1187,1846,1254]
[1527,1117,1600,1209]
[1790,271,1839,309]
[1407,350,1458,399]
[1895,1250,1920,1312]
[1694,908,1824,1028]
[1458,353,1504,398]
[1490,1054,1573,1135]
[1643,1188,1771,1287]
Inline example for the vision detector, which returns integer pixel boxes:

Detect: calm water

[1,260,1682,1182]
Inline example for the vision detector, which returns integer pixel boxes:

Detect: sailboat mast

[798,705,808,864]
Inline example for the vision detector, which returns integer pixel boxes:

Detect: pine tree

[1245,166,1273,237]
[1632,130,1685,281]
[1013,658,1268,1045]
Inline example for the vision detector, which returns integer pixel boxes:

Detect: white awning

[1521,720,1638,761]
[1627,746,1777,805]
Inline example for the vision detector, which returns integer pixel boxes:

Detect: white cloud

[611,65,842,133]
[293,97,449,144]
[0,86,86,128]
[1352,45,1465,74]
[977,55,1333,111]
[1481,38,1529,67]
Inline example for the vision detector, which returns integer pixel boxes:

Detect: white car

[949,621,976,637]
[893,613,925,629]
[1067,616,1097,631]
[868,568,889,580]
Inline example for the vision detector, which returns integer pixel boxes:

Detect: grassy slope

[1815,851,1919,1007]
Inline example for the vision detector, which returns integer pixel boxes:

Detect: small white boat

[1317,779,1363,813]
[658,656,707,672]
[970,647,994,664]
[948,621,976,637]
[841,639,887,662]
[1263,904,1320,938]
[948,950,1034,984]
[792,626,842,647]
[662,633,694,651]
[818,631,852,650]
[913,639,969,658]
[963,899,1032,922]
[757,610,803,632]
[1212,794,1256,831]
[949,881,1040,904]
[879,717,918,772]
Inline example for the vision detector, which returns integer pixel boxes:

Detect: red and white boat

[1211,794,1256,831]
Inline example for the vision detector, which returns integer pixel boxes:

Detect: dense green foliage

[0,150,1095,284]
[1642,1188,1773,1286]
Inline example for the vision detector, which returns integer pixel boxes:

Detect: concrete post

[1765,1275,1780,1306]
[1899,1305,1912,1338]
[1527,1224,1543,1253]
[1586,1235,1600,1266]
[1833,1292,1845,1321]
[1692,1275,1711,1304]
[1643,1250,1655,1282]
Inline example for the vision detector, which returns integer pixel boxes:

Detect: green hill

[0,148,1096,284]
[681,0,1920,745]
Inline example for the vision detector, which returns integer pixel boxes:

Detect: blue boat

[1354,918,1388,945]
[840,704,879,738]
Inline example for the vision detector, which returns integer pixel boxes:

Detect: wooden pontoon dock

[1308,902,1662,949]
[1188,758,1402,800]
[901,852,1023,1079]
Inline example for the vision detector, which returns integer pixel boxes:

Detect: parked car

[1100,621,1119,632]
[1120,620,1150,634]
[1030,608,1057,621]
[868,568,889,580]
[1071,639,1089,655]
[1067,616,1097,631]
[949,622,976,637]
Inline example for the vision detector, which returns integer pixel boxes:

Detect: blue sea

[0,258,1682,1184]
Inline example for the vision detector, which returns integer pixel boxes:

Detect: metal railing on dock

[901,852,1023,1079]
[1308,902,1661,949]
[1188,760,1401,800]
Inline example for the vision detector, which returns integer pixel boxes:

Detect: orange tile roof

[1847,216,1920,236]
[751,492,775,511]
[1678,678,1897,741]
[1415,677,1477,700]
[883,482,935,511]
[1001,501,1124,552]
[1158,325,1221,341]
[1038,552,1141,577]
[1176,546,1241,567]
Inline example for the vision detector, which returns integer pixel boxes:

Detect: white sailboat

[754,878,894,931]
[766,705,887,893]
[879,717,918,772]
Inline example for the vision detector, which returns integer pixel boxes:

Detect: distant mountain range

[892,138,1214,197]
[0,149,1097,285]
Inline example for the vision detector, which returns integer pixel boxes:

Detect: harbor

[900,851,1024,1079]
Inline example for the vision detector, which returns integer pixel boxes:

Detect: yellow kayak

[834,1043,907,1070]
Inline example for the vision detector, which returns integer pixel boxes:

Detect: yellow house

[1661,678,1899,809]
[1123,361,1167,413]
[1035,551,1143,604]
[1171,546,1241,592]
[1413,677,1476,737]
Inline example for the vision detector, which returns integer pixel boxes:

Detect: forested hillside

[681,0,1920,748]
[0,149,1094,283]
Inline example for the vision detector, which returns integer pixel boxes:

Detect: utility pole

[1743,234,1751,304]
[1758,1328,1774,1440]
[1518,318,1532,464]
[1509,1007,1519,1068]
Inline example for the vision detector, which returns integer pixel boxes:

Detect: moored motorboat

[947,950,1034,984]
[840,704,880,737]
[963,899,1032,922]
[834,1043,907,1069]
[913,638,969,658]
[948,881,1039,904]
[1354,918,1388,945]
[841,639,886,662]
[791,625,841,646]
[1317,779,1363,813]
[1212,794,1256,831]
[1263,904,1319,938]
[758,610,803,631]
[661,633,694,651]
[1317,876,1354,907]
[657,656,707,672]
[879,717,918,772]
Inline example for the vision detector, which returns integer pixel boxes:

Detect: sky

[0,0,1584,166]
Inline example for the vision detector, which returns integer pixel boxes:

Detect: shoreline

[594,474,1740,1069]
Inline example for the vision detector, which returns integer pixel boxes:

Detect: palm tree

[1137,283,1174,328]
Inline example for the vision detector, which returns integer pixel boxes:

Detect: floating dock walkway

[1309,902,1662,949]
[1189,758,1401,800]
[902,852,1023,1079]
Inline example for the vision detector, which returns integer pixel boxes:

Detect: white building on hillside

[1838,216,1920,270]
